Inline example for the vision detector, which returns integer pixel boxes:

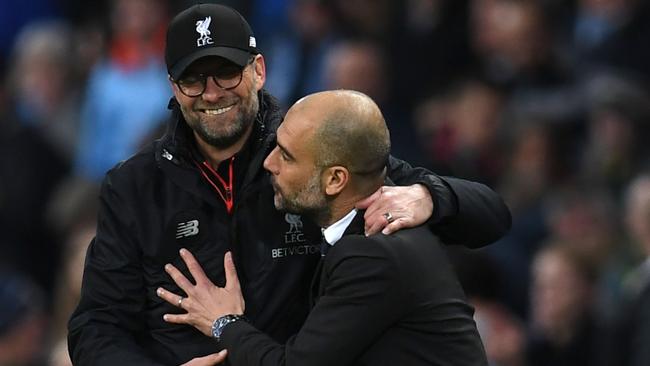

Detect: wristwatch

[211,314,247,341]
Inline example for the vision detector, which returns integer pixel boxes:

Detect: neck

[193,125,253,168]
[321,194,362,228]
[317,180,383,227]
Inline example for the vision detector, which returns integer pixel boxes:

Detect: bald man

[157,91,488,366]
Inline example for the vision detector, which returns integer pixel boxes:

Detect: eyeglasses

[173,57,255,97]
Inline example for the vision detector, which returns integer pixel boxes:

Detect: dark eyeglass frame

[172,56,256,97]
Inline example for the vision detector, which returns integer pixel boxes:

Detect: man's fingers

[180,248,210,286]
[364,216,386,236]
[165,263,195,293]
[157,287,183,307]
[355,187,381,210]
[381,218,407,235]
[210,349,228,364]
[224,252,240,290]
[181,350,228,366]
[163,312,191,325]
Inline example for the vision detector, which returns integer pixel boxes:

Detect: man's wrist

[211,314,247,341]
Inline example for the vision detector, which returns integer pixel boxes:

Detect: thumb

[209,349,228,364]
[181,349,227,366]
[224,252,240,290]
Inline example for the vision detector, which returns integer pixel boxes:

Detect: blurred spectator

[0,272,47,366]
[263,0,338,107]
[486,119,565,318]
[468,0,581,159]
[0,0,60,64]
[447,247,527,366]
[322,39,425,165]
[469,0,572,93]
[6,20,80,161]
[0,126,67,303]
[45,177,99,366]
[392,0,473,106]
[604,174,650,366]
[526,244,600,366]
[499,121,565,215]
[475,300,527,366]
[323,40,388,103]
[578,74,650,195]
[48,224,95,366]
[74,0,171,180]
[570,0,650,84]
[330,0,396,40]
[414,78,505,183]
[46,177,99,338]
[544,186,633,322]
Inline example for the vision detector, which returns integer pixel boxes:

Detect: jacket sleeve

[385,155,511,248]
[67,174,165,366]
[219,242,406,366]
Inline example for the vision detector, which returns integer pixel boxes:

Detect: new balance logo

[176,220,199,239]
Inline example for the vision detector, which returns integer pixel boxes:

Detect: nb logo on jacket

[176,220,199,239]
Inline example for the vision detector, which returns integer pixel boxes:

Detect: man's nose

[201,77,226,102]
[263,147,278,173]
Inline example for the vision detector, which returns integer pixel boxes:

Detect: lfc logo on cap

[195,16,213,47]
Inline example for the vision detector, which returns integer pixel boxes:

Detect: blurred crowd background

[1,0,650,365]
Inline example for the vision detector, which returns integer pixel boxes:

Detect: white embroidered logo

[176,220,199,239]
[284,213,305,244]
[271,214,316,258]
[162,149,173,161]
[285,214,303,233]
[195,16,213,47]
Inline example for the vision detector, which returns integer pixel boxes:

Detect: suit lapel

[340,210,366,237]
[309,256,325,307]
[309,210,367,307]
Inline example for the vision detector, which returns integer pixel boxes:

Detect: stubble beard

[273,173,331,226]
[183,90,259,149]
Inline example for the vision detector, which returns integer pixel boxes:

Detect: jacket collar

[341,209,367,237]
[322,209,358,246]
[154,90,283,206]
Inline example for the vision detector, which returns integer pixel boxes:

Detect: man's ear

[169,77,182,98]
[253,54,266,90]
[323,166,349,196]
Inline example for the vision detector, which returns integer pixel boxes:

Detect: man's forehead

[277,113,311,149]
[276,122,293,145]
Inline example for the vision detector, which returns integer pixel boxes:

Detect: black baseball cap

[165,4,259,80]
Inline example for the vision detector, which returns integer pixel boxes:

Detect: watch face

[212,317,226,339]
[212,315,244,340]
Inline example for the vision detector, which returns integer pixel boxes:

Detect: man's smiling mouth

[200,104,235,115]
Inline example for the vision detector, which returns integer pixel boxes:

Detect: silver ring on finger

[383,212,395,223]
[178,297,184,308]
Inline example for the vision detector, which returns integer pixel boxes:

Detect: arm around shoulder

[432,176,511,248]
[384,156,511,248]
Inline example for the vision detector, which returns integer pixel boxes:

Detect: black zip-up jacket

[68,90,511,365]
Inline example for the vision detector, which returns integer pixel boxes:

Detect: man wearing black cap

[68,4,510,365]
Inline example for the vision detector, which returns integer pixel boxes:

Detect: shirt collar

[322,209,358,247]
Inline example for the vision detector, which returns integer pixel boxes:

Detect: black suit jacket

[221,213,487,366]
